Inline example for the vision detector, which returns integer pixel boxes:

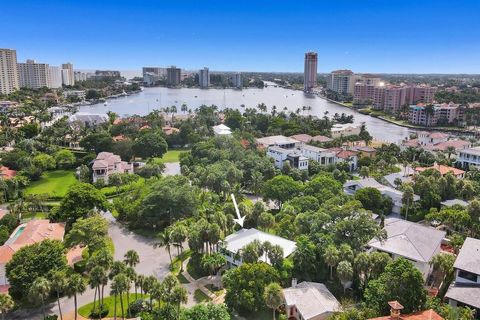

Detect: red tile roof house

[0,166,17,180]
[369,301,443,320]
[415,163,466,179]
[0,220,65,292]
[92,152,134,184]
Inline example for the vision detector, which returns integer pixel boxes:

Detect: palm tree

[90,266,107,315]
[264,283,284,320]
[323,245,340,280]
[171,285,188,319]
[111,273,128,320]
[29,277,51,320]
[123,250,140,268]
[51,271,67,320]
[0,293,14,320]
[402,185,415,221]
[65,273,86,320]
[142,275,158,310]
[156,229,173,264]
[337,261,353,293]
[124,267,136,317]
[446,146,457,161]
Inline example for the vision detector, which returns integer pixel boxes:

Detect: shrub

[128,298,150,316]
[90,304,108,318]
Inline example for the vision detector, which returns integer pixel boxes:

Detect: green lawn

[24,170,77,198]
[194,289,211,303]
[157,149,189,163]
[78,293,148,318]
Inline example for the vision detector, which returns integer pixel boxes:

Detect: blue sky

[1,0,480,73]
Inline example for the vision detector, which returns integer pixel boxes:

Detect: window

[458,270,478,282]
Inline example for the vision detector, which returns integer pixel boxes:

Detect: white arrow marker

[231,193,245,228]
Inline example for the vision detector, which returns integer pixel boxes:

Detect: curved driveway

[8,212,171,320]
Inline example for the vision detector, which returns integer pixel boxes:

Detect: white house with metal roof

[212,124,232,136]
[220,228,296,267]
[457,146,480,170]
[445,237,480,314]
[368,218,446,279]
[283,281,341,320]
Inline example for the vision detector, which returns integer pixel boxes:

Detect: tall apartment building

[166,66,181,86]
[199,67,210,88]
[61,63,74,85]
[304,52,318,92]
[353,75,382,105]
[373,85,437,113]
[142,67,166,86]
[326,70,356,95]
[0,49,19,94]
[232,73,242,89]
[48,66,63,88]
[17,59,50,89]
[74,71,87,82]
[409,103,464,127]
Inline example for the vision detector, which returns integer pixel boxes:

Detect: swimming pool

[5,225,26,245]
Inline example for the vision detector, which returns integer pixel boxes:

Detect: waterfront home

[369,301,443,320]
[220,228,296,268]
[401,131,471,153]
[457,146,480,170]
[283,280,341,320]
[68,112,109,129]
[330,123,363,139]
[0,220,66,291]
[415,163,465,179]
[289,133,313,143]
[445,237,480,315]
[368,218,446,279]
[92,152,133,183]
[311,135,334,143]
[300,144,336,166]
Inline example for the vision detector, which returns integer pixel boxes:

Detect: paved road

[8,212,172,320]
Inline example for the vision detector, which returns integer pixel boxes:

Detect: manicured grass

[78,293,148,318]
[205,284,224,296]
[24,170,77,198]
[193,289,211,303]
[176,273,190,284]
[157,149,189,163]
[21,212,48,220]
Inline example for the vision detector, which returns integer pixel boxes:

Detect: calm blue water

[80,85,416,142]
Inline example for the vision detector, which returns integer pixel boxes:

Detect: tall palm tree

[155,229,173,264]
[337,261,353,293]
[111,273,128,320]
[264,282,283,320]
[90,266,107,314]
[29,277,51,320]
[65,273,86,320]
[171,285,188,319]
[0,293,14,320]
[323,245,340,280]
[51,271,67,320]
[123,250,140,268]
[142,275,158,311]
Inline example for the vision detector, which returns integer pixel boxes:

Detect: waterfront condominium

[326,69,357,95]
[199,67,210,88]
[61,62,75,85]
[166,66,181,86]
[304,52,318,92]
[232,73,242,89]
[0,48,19,94]
[48,66,63,88]
[17,59,50,89]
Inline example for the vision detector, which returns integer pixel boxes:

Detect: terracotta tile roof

[113,118,123,125]
[0,220,65,264]
[429,132,449,139]
[416,163,465,176]
[0,166,17,180]
[336,150,358,159]
[112,135,127,142]
[162,126,180,135]
[431,140,471,151]
[289,134,313,143]
[311,135,333,143]
[369,309,443,320]
[66,246,85,266]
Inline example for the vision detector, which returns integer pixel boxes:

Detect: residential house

[351,145,377,158]
[0,166,16,180]
[68,112,109,129]
[0,220,66,290]
[369,301,443,320]
[415,163,465,179]
[401,131,471,154]
[330,123,363,139]
[92,152,133,183]
[440,199,469,208]
[289,134,313,144]
[283,281,341,320]
[256,135,300,149]
[368,218,446,279]
[445,237,480,315]
[220,228,296,268]
[212,124,232,136]
[300,145,336,166]
[311,135,333,144]
[267,146,309,170]
[457,146,480,170]
[344,178,420,214]
[162,126,180,136]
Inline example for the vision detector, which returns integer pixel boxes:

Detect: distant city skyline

[1,0,480,73]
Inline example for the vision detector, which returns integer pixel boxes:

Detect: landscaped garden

[78,293,148,318]
[24,170,77,198]
[156,149,189,163]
